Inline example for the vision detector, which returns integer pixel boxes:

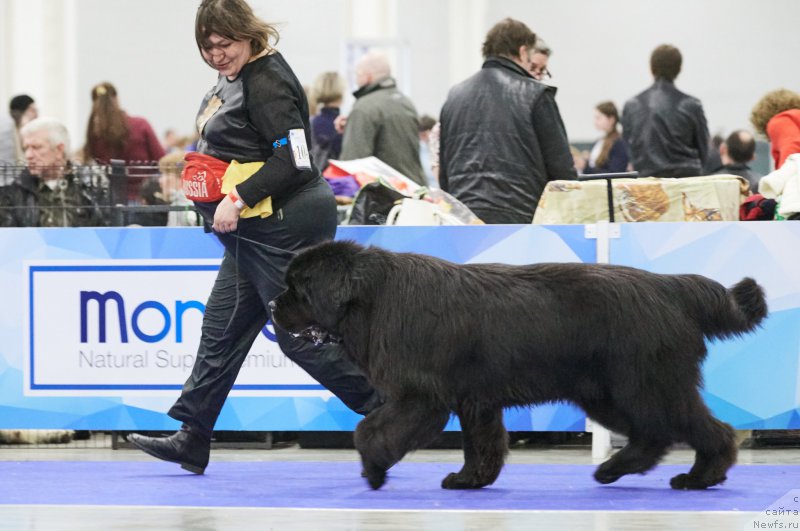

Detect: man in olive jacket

[439,18,576,224]
[339,51,425,186]
[0,117,107,228]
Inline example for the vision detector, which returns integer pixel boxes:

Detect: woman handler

[129,0,380,474]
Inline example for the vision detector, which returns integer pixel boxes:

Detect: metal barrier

[0,161,201,228]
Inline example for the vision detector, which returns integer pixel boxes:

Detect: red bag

[181,152,230,202]
[739,194,777,221]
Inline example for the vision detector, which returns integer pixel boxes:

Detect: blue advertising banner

[1,222,795,432]
[0,225,590,432]
[611,222,800,429]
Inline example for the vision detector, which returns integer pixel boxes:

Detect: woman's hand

[212,190,244,233]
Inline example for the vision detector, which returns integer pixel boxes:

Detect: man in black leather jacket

[439,18,576,224]
[621,45,710,177]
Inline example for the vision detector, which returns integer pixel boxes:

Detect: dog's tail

[698,277,768,341]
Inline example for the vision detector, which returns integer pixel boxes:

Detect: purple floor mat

[0,461,796,511]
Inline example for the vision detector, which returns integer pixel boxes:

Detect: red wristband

[228,190,245,210]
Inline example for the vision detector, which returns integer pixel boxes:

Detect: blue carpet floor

[0,461,796,511]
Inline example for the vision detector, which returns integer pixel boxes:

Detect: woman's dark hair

[195,0,279,67]
[650,44,682,82]
[595,101,620,169]
[84,82,129,161]
[482,18,537,60]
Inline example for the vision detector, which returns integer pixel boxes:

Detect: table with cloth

[532,175,749,224]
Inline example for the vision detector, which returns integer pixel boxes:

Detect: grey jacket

[0,114,17,164]
[340,77,425,186]
[439,56,576,224]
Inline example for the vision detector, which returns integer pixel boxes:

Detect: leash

[225,232,341,346]
[227,231,299,257]
[220,230,297,338]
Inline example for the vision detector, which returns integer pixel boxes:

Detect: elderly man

[0,117,106,227]
[439,18,576,224]
[338,51,425,185]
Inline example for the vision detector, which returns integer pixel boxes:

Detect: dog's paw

[593,466,623,485]
[441,472,485,490]
[364,467,387,490]
[670,473,724,490]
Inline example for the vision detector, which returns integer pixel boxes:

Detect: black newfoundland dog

[270,240,767,491]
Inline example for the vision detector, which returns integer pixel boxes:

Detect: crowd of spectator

[2,16,799,228]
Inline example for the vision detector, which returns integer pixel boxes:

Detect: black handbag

[346,181,406,225]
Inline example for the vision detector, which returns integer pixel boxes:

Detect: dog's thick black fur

[271,240,767,491]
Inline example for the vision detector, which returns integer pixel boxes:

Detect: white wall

[491,0,800,139]
[2,0,799,150]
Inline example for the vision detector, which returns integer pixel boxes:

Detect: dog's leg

[670,403,737,490]
[593,436,670,484]
[442,402,507,489]
[586,398,670,484]
[354,397,449,490]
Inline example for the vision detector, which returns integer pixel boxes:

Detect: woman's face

[593,110,616,134]
[201,33,253,79]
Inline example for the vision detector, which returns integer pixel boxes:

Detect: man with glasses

[529,38,552,81]
[439,18,575,224]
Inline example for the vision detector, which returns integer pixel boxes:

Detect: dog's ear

[301,240,364,327]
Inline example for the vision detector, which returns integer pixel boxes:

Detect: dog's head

[271,240,365,340]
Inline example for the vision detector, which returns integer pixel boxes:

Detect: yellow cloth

[221,160,273,219]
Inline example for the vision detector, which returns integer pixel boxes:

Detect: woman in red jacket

[751,88,800,170]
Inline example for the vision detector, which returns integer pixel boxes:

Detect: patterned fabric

[532,175,747,224]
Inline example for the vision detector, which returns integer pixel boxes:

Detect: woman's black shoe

[128,426,210,474]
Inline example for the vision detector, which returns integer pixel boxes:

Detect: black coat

[621,79,710,177]
[196,52,317,211]
[439,56,576,224]
[711,162,762,191]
